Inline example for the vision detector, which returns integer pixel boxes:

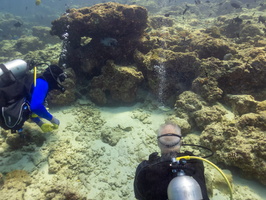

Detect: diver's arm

[30,78,53,121]
[134,160,149,200]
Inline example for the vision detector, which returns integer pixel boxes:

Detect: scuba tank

[167,170,203,200]
[0,59,29,87]
[167,158,203,200]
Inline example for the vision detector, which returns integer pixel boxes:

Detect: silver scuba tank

[0,59,28,87]
[167,170,203,200]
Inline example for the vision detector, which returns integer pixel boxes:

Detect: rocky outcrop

[174,90,266,185]
[217,48,266,96]
[200,119,266,185]
[89,60,144,105]
[51,2,148,75]
[135,49,200,105]
[51,3,148,43]
[0,170,31,199]
[192,37,237,60]
[47,68,77,106]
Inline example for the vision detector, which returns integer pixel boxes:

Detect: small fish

[258,16,266,24]
[232,16,243,24]
[231,3,241,9]
[195,0,201,5]
[182,5,190,15]
[35,0,41,6]
[100,37,118,47]
[13,21,23,27]
[145,27,152,33]
[205,0,210,3]
[164,13,170,17]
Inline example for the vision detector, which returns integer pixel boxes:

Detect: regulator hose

[176,156,233,200]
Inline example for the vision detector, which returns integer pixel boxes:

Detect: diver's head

[41,65,67,92]
[157,122,182,154]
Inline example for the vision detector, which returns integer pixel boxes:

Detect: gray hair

[158,122,181,136]
[157,121,182,154]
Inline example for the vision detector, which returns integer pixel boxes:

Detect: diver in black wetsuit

[134,122,210,200]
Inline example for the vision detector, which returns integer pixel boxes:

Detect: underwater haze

[0,0,266,200]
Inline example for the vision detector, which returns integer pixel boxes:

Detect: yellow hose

[34,66,37,87]
[176,155,233,200]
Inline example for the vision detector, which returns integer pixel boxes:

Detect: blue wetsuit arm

[30,78,53,121]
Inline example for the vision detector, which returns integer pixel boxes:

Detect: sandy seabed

[0,98,265,200]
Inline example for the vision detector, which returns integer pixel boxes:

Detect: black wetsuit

[134,151,210,200]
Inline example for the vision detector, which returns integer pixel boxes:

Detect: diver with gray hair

[157,122,182,154]
[134,121,210,200]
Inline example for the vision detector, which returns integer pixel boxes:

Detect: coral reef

[89,60,144,105]
[217,48,266,96]
[192,37,237,60]
[51,2,148,42]
[3,122,46,150]
[0,14,27,41]
[47,68,77,106]
[50,2,148,105]
[135,49,200,105]
[14,36,44,54]
[1,0,266,199]
[200,118,266,185]
[32,26,60,45]
[173,90,266,185]
[51,2,148,73]
[0,170,31,199]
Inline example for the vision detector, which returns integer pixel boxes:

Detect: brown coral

[50,2,148,86]
[200,119,266,185]
[89,60,144,105]
[0,170,31,200]
[135,49,200,105]
[51,3,148,40]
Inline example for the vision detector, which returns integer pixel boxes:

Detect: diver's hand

[50,116,60,129]
[40,123,55,133]
[37,120,54,133]
[37,119,58,133]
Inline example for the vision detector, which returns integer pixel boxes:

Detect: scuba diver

[30,64,67,133]
[134,122,210,200]
[0,59,67,134]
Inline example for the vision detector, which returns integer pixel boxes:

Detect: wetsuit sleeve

[134,160,148,200]
[30,78,53,121]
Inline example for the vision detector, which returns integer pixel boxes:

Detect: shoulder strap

[0,63,10,73]
[0,64,16,87]
[15,73,34,103]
